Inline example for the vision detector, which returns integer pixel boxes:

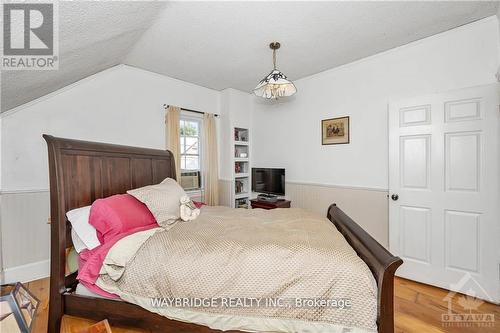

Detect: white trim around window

[179,111,204,192]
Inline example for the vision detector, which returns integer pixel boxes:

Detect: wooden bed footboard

[327,204,403,333]
[44,135,402,333]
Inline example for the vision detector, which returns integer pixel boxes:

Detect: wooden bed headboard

[44,134,176,213]
[44,134,176,247]
[43,134,176,329]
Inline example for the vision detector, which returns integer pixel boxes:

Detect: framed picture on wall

[322,116,350,145]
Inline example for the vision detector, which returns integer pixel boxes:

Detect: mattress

[90,206,378,333]
[75,282,120,300]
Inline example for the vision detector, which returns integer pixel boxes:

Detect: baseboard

[2,259,50,283]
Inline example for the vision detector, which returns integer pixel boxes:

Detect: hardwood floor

[394,278,499,333]
[27,277,499,332]
[25,278,49,333]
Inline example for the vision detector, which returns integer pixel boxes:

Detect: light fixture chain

[273,49,276,69]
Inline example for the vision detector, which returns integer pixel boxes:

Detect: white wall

[497,6,500,77]
[2,65,220,191]
[0,113,3,283]
[253,17,498,189]
[219,89,233,181]
[219,88,253,180]
[218,88,253,207]
[252,17,499,245]
[0,65,220,281]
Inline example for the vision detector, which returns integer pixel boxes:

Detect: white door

[389,84,499,302]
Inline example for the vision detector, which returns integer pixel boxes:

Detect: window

[180,117,202,190]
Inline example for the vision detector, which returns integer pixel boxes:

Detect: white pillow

[66,206,100,251]
[127,178,186,228]
[71,228,87,253]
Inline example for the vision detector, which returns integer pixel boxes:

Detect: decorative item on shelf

[1,283,39,333]
[322,116,350,145]
[235,162,241,174]
[235,180,244,194]
[254,42,297,99]
[234,128,249,142]
[235,198,248,209]
[234,145,248,159]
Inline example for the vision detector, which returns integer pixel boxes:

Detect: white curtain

[165,106,181,181]
[203,113,219,205]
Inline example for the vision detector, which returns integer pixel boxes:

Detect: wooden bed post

[327,204,403,333]
[44,135,66,333]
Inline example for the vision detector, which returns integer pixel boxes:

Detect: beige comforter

[96,206,377,333]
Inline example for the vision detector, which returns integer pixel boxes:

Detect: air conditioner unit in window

[180,171,200,190]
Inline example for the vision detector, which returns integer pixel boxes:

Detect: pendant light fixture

[254,42,297,99]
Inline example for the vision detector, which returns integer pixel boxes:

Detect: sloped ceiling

[2,1,498,112]
[1,1,166,112]
[124,1,499,92]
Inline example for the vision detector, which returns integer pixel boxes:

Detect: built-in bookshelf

[233,127,250,208]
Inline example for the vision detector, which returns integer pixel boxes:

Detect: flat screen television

[251,168,285,196]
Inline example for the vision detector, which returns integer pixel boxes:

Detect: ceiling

[1,1,166,112]
[2,1,499,112]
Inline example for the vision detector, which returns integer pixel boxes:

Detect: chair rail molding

[0,188,50,194]
[286,180,388,192]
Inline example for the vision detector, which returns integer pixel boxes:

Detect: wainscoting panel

[285,182,389,248]
[218,179,232,207]
[0,190,51,282]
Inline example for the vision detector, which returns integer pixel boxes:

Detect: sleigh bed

[43,134,402,333]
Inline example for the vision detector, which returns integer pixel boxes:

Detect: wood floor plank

[27,276,499,332]
[395,313,445,333]
[27,278,49,333]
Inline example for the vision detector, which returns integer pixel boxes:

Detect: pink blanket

[77,224,157,298]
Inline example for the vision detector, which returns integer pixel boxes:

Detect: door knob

[391,194,399,201]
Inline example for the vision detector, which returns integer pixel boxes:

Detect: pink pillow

[89,194,157,243]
